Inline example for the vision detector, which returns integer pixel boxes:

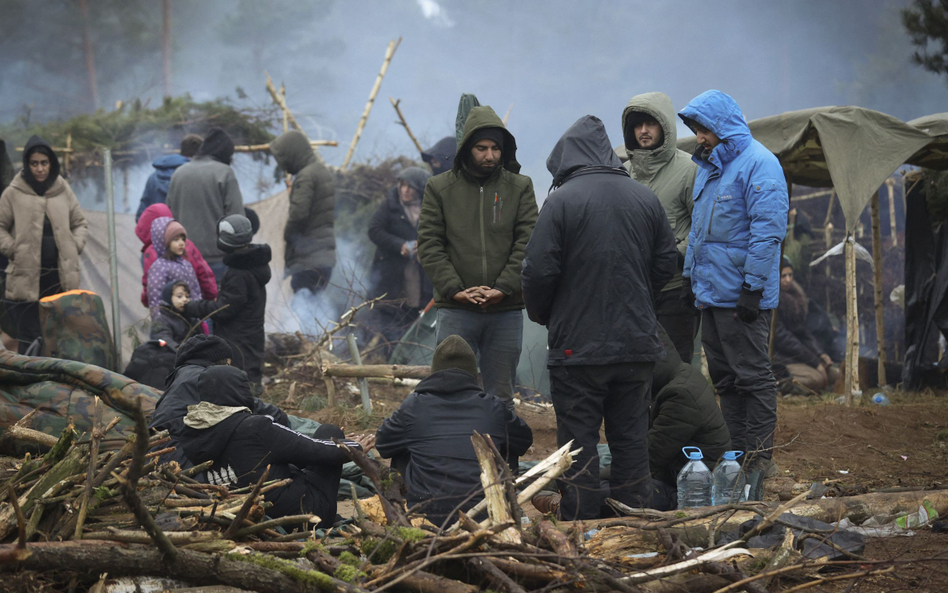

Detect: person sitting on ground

[135,134,203,221]
[774,258,839,394]
[149,334,289,473]
[375,335,533,526]
[367,166,433,349]
[124,280,204,389]
[183,214,271,388]
[146,217,203,319]
[137,204,217,309]
[178,364,371,527]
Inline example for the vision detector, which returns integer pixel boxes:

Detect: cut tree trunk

[870,193,887,386]
[322,364,430,379]
[844,233,860,403]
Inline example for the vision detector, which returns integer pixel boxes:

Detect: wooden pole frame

[389,97,424,154]
[870,192,887,386]
[886,177,898,247]
[342,37,402,171]
[843,233,860,404]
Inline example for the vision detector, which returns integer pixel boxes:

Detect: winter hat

[466,127,505,154]
[243,207,260,235]
[164,220,187,247]
[216,214,253,253]
[430,335,478,379]
[781,256,793,270]
[195,127,235,165]
[421,136,456,173]
[180,134,204,158]
[175,334,234,367]
[396,167,431,195]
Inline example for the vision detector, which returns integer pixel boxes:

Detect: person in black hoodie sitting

[375,335,533,526]
[179,364,370,527]
[184,214,271,388]
[149,334,289,474]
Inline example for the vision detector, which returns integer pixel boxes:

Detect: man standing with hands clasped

[418,105,538,407]
[678,90,788,490]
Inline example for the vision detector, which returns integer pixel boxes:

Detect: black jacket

[375,368,533,523]
[648,325,732,485]
[148,360,288,471]
[521,115,678,366]
[185,244,271,383]
[177,365,358,521]
[368,186,432,304]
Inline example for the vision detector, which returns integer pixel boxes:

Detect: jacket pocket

[707,183,746,242]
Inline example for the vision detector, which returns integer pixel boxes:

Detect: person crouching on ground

[184,214,271,388]
[179,364,372,527]
[375,335,533,526]
[146,217,203,320]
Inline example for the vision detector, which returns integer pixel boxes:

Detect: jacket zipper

[707,200,717,237]
[479,185,488,284]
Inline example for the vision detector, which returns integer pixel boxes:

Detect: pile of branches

[0,94,279,177]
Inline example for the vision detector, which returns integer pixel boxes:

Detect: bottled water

[711,450,746,505]
[676,446,712,509]
[871,392,890,406]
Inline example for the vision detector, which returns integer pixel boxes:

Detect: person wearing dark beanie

[417,104,538,408]
[375,334,533,526]
[149,333,288,477]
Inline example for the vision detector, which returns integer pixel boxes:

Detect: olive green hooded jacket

[269,131,336,274]
[622,92,696,291]
[418,106,538,313]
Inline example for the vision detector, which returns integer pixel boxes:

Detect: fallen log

[321,364,430,380]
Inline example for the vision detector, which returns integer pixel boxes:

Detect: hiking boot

[531,492,561,516]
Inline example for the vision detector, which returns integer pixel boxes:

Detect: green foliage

[903,0,948,80]
[360,536,396,563]
[338,551,361,566]
[0,95,279,179]
[333,564,365,583]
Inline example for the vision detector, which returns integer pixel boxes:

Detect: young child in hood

[146,217,203,319]
[151,280,205,348]
[137,203,217,308]
[184,214,271,387]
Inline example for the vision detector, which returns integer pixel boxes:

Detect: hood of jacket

[622,92,680,180]
[160,279,188,308]
[678,90,753,167]
[414,367,485,400]
[194,128,235,165]
[223,243,272,285]
[396,166,431,196]
[153,153,190,171]
[137,203,174,246]
[421,136,456,172]
[269,130,315,175]
[150,216,174,258]
[21,135,61,196]
[180,366,255,460]
[454,106,520,174]
[546,115,625,187]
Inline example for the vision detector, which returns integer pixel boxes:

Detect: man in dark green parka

[270,131,336,295]
[417,106,538,404]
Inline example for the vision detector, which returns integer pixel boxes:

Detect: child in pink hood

[137,203,217,307]
[146,217,203,319]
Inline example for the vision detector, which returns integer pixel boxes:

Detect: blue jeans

[435,308,523,402]
[208,261,228,284]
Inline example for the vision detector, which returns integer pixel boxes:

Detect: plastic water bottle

[711,451,746,505]
[871,392,890,406]
[677,446,713,509]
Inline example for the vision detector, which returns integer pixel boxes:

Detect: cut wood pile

[1,386,946,592]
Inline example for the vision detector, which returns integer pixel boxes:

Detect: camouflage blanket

[40,290,116,371]
[0,350,158,441]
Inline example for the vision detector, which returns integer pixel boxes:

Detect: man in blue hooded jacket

[678,91,788,478]
[135,134,203,221]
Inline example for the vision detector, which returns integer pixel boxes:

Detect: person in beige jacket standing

[0,135,88,353]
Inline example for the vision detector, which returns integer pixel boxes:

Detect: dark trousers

[269,423,345,529]
[701,308,778,461]
[291,268,333,295]
[655,288,699,363]
[550,362,654,520]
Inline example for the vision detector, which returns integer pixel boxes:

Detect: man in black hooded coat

[149,334,288,473]
[375,335,533,525]
[420,136,456,175]
[178,364,363,527]
[166,127,244,280]
[522,115,677,520]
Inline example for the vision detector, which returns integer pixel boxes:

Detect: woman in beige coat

[0,135,88,353]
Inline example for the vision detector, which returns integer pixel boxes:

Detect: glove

[680,280,696,307]
[736,283,763,323]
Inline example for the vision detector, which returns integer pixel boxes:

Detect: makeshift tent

[663,106,948,397]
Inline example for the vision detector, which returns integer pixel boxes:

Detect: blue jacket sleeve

[742,175,788,292]
[520,198,563,326]
[136,174,159,222]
